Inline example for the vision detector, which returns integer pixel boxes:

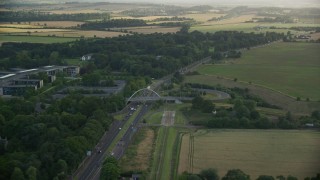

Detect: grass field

[0,35,78,43]
[0,21,85,28]
[192,22,320,34]
[144,111,163,124]
[0,27,71,33]
[185,74,320,115]
[119,127,155,172]
[178,129,320,179]
[197,42,320,100]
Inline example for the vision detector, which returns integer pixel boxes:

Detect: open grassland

[192,21,320,34]
[185,75,320,115]
[144,110,163,124]
[178,129,320,179]
[0,35,78,44]
[197,42,320,101]
[0,28,126,38]
[203,14,259,25]
[119,127,155,172]
[0,21,84,28]
[27,30,127,38]
[160,127,178,180]
[0,23,39,28]
[0,27,71,33]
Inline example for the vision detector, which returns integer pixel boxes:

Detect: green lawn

[160,127,178,180]
[145,111,163,124]
[197,42,320,100]
[0,35,78,43]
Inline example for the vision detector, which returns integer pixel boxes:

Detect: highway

[73,103,149,180]
[72,106,137,180]
[72,56,212,180]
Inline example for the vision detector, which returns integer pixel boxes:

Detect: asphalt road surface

[74,104,149,180]
[72,105,138,180]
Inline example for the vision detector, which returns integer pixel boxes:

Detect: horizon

[3,0,320,8]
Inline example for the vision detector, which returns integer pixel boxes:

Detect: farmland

[197,42,320,101]
[0,21,84,28]
[0,35,78,44]
[192,22,320,34]
[178,129,320,179]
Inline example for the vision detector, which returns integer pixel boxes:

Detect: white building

[81,54,93,61]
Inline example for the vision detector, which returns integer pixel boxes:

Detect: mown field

[0,35,78,43]
[178,129,320,179]
[191,14,320,34]
[0,27,127,38]
[0,21,84,28]
[197,42,320,101]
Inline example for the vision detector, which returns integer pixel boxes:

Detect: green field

[178,129,320,179]
[191,22,320,34]
[197,42,320,100]
[0,35,78,43]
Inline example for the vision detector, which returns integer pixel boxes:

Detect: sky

[5,0,320,8]
[107,0,320,7]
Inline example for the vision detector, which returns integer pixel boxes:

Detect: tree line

[0,30,285,78]
[0,93,124,180]
[179,168,320,180]
[0,11,111,22]
[81,19,146,30]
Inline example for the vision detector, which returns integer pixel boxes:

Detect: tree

[201,100,215,113]
[200,168,219,180]
[82,72,101,86]
[276,175,285,180]
[100,157,120,180]
[257,175,275,180]
[11,167,25,180]
[55,159,68,175]
[25,166,37,180]
[222,169,250,180]
[179,24,190,33]
[192,96,203,110]
[287,175,298,180]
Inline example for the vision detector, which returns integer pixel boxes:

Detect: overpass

[126,87,231,103]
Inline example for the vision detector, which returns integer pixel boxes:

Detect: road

[90,104,149,180]
[72,56,212,180]
[73,103,149,180]
[72,106,137,180]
